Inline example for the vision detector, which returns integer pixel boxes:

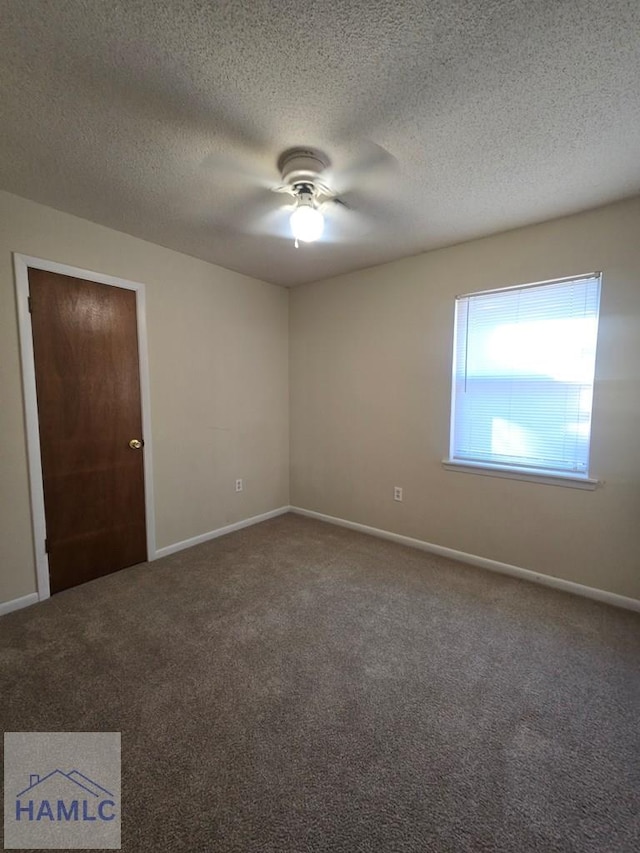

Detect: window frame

[443,272,602,490]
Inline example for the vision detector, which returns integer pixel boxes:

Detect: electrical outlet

[393,486,403,501]
[235,479,243,492]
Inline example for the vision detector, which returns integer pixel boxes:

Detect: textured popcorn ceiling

[0,1,639,286]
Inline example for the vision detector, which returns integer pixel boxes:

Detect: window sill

[442,460,599,490]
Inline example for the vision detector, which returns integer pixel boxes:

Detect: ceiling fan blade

[319,199,374,244]
[324,139,399,195]
[248,205,294,239]
[271,183,296,195]
[200,148,276,191]
[211,187,295,239]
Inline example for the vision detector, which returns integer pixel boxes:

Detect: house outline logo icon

[15,768,117,823]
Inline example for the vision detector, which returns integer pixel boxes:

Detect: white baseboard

[154,506,290,559]
[290,506,640,614]
[5,507,638,616]
[0,592,39,617]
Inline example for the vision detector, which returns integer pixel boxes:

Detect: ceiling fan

[205,141,399,246]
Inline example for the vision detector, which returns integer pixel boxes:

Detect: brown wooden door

[28,268,147,594]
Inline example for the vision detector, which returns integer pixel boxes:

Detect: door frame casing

[13,254,157,601]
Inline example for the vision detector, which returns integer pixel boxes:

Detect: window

[446,273,601,485]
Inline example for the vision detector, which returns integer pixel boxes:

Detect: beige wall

[0,191,289,604]
[3,191,638,607]
[290,197,640,600]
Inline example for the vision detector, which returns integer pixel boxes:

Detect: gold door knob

[129,439,143,449]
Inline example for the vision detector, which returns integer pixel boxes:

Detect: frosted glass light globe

[290,205,324,243]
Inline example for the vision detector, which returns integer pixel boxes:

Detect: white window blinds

[450,274,601,477]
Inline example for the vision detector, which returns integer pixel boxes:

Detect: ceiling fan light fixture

[290,200,324,243]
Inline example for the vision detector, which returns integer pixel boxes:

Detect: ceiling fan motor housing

[277,148,330,191]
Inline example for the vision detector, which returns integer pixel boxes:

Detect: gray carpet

[1,513,639,852]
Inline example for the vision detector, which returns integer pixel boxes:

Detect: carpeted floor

[1,512,639,852]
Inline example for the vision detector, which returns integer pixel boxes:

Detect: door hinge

[28,296,33,313]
